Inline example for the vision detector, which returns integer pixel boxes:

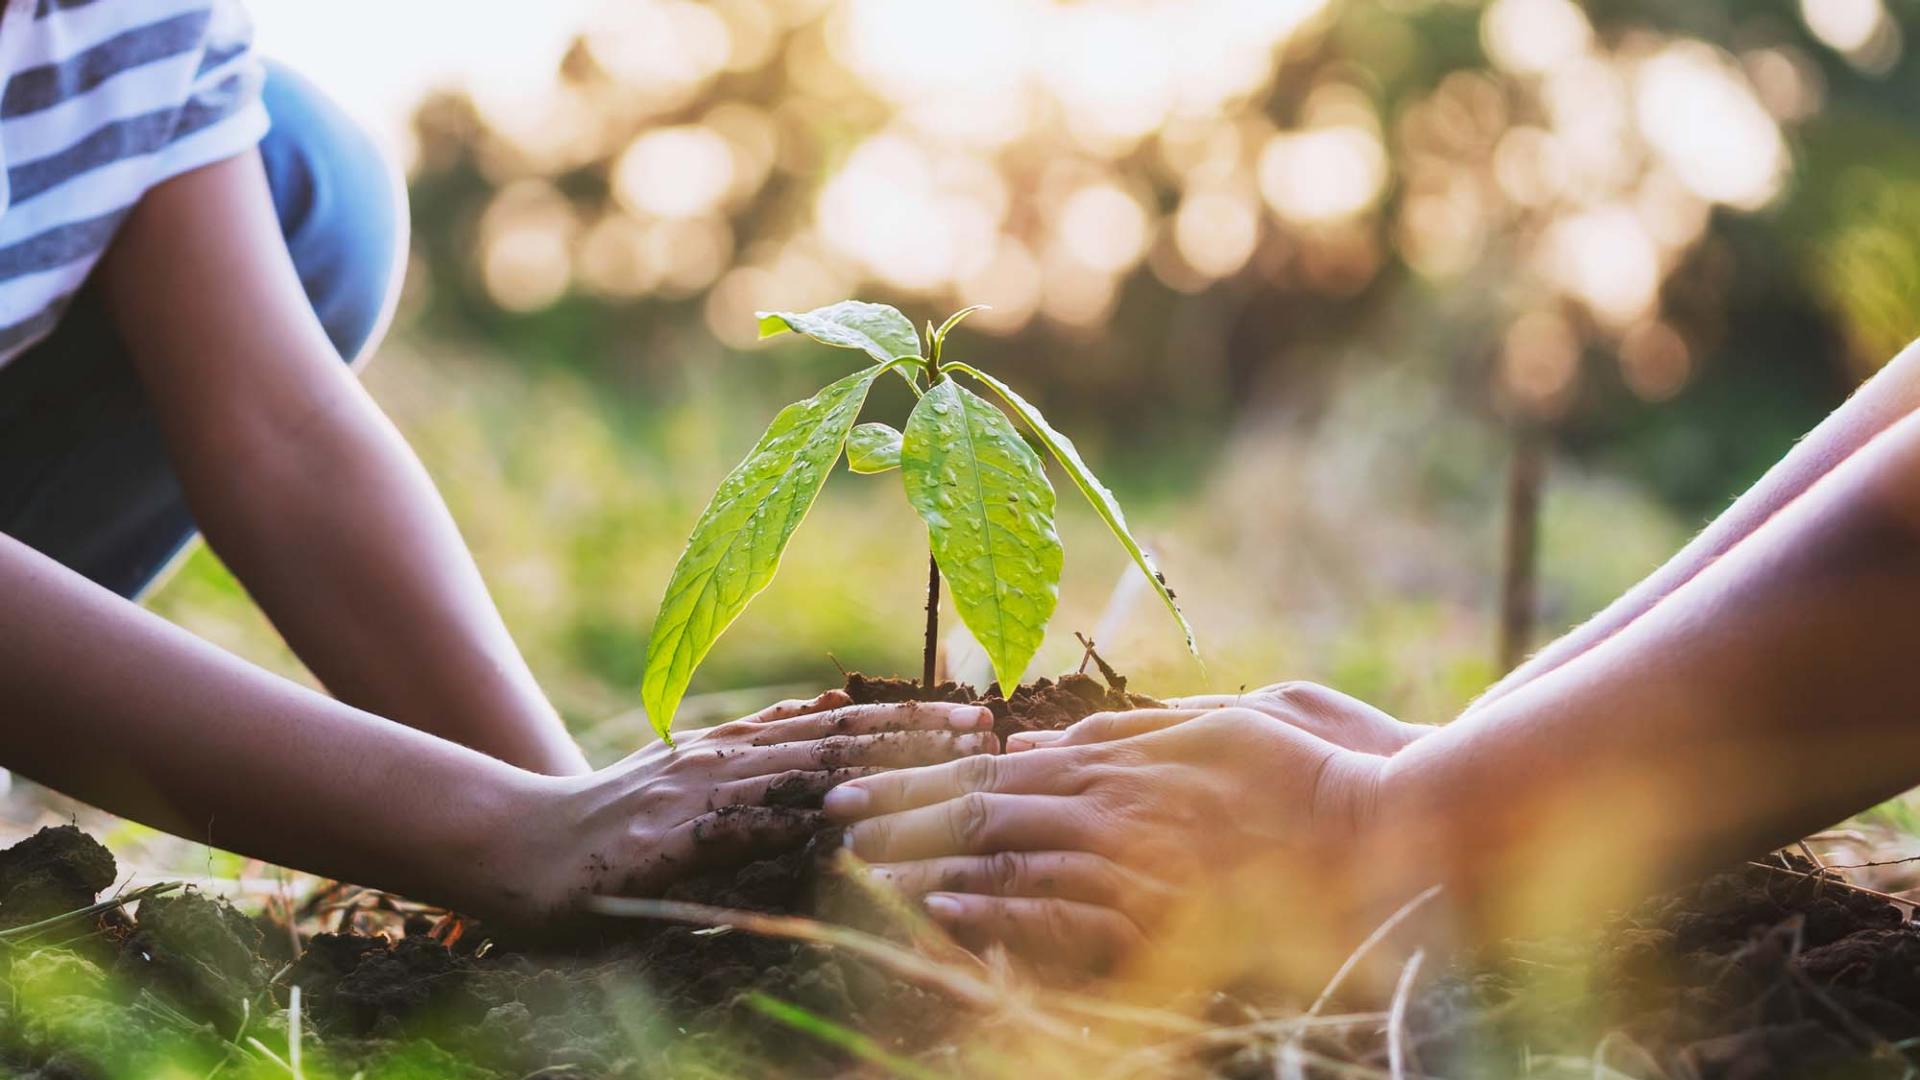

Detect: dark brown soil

[0,673,1146,1077]
[1275,853,1920,1079]
[12,680,1920,1076]
[842,669,1161,743]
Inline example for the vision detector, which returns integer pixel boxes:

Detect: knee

[258,61,409,369]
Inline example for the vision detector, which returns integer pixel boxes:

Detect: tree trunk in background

[1499,424,1544,674]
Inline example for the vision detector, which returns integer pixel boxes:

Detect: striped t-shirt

[0,0,268,364]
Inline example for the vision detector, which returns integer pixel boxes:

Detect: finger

[868,851,1156,912]
[1162,694,1245,710]
[714,730,997,779]
[1006,709,1204,752]
[924,893,1145,973]
[744,689,852,723]
[745,701,996,746]
[845,793,1088,862]
[718,767,883,811]
[823,746,1081,822]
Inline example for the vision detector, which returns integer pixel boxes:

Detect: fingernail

[1009,730,1066,749]
[949,706,994,731]
[824,785,869,819]
[924,894,961,919]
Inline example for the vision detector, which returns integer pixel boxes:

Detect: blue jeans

[0,63,405,599]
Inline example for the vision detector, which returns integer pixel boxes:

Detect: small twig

[827,652,849,679]
[1816,854,1920,871]
[1747,860,1915,909]
[1073,632,1125,690]
[1387,948,1426,1080]
[1799,840,1828,869]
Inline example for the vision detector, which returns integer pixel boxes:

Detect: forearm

[0,532,540,914]
[1470,339,1920,715]
[1379,406,1920,935]
[100,153,586,776]
[163,374,589,776]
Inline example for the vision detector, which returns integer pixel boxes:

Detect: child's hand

[498,691,997,924]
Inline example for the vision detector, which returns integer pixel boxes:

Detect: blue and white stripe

[0,0,267,362]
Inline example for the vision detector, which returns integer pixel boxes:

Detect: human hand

[498,690,998,924]
[824,703,1387,972]
[1006,680,1430,756]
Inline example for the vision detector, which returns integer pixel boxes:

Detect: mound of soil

[0,673,1150,1077]
[12,674,1920,1077]
[1279,854,1920,1079]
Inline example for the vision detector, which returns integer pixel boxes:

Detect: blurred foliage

[141,0,1920,753]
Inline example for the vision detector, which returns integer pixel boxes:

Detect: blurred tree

[400,0,1920,519]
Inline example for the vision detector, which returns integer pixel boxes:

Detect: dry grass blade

[1387,948,1426,1080]
[0,880,182,942]
[746,993,946,1080]
[1306,885,1442,1020]
[1100,1011,1390,1079]
[289,984,304,1080]
[584,895,1093,1046]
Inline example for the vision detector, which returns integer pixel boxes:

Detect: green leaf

[931,304,989,351]
[641,363,896,739]
[947,361,1199,660]
[846,422,903,474]
[901,380,1063,694]
[756,301,922,364]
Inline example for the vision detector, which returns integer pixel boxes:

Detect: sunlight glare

[1634,43,1787,211]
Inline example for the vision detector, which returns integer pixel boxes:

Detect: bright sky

[246,0,600,153]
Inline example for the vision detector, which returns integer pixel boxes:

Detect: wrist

[441,764,572,925]
[1314,746,1387,841]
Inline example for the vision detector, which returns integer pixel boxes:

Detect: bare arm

[1471,339,1920,715]
[97,152,586,775]
[827,398,1920,962]
[0,529,538,913]
[1381,402,1920,932]
[0,529,997,924]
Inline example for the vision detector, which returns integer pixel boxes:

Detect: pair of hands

[500,691,1000,924]
[822,683,1431,971]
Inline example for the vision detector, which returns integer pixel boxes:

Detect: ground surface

[5,680,1920,1077]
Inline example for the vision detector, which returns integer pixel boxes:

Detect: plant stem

[921,348,944,690]
[922,551,941,688]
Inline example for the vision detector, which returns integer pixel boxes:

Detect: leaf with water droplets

[947,362,1199,662]
[846,422,903,474]
[641,363,900,739]
[902,380,1062,693]
[756,301,922,365]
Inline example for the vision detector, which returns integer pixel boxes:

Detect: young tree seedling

[640,300,1198,741]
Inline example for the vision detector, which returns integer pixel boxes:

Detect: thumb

[1007,708,1207,752]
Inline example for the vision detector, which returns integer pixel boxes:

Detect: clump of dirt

[1283,853,1920,1078]
[842,670,1161,743]
[0,825,115,930]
